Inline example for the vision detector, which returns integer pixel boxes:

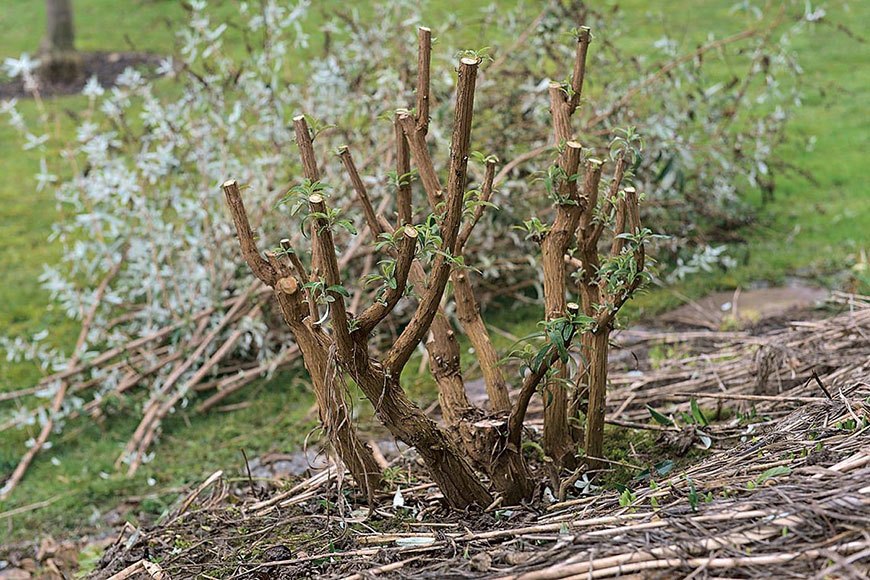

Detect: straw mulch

[91,294,870,579]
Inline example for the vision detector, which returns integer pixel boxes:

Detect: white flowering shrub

[668,245,739,283]
[0,0,814,493]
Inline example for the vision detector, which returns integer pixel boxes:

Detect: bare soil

[659,282,829,329]
[0,51,161,99]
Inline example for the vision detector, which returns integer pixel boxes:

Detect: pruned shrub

[1,0,813,497]
[223,22,652,505]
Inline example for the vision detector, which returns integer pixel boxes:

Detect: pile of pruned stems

[606,292,870,421]
[222,24,650,509]
[90,297,870,579]
[0,0,801,500]
[0,197,382,497]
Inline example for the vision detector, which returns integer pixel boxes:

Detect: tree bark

[582,329,610,468]
[350,363,492,509]
[453,272,510,412]
[223,181,382,500]
[338,147,472,425]
[41,0,82,84]
[275,279,383,499]
[540,139,582,468]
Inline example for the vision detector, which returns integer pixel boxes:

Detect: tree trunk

[41,0,82,84]
[45,0,75,52]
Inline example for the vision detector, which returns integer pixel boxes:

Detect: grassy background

[1,0,867,545]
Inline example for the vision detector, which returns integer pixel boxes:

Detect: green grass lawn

[0,0,867,546]
[621,0,870,316]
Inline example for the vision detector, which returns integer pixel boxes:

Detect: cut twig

[415,26,432,135]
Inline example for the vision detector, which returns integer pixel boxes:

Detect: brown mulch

[75,293,870,579]
[0,51,161,99]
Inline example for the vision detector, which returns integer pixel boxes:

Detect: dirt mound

[81,294,870,579]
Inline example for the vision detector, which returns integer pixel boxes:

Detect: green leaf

[532,344,550,373]
[686,476,699,512]
[690,399,709,426]
[646,405,674,427]
[327,285,350,298]
[757,466,791,483]
[336,220,358,235]
[655,460,675,476]
[618,488,636,507]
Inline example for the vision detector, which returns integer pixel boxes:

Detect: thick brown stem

[597,187,645,331]
[585,153,624,250]
[466,412,533,504]
[394,114,413,225]
[223,184,380,498]
[575,163,645,459]
[541,143,584,319]
[404,57,493,437]
[417,151,507,412]
[397,111,443,208]
[549,83,573,145]
[274,277,382,499]
[583,329,610,468]
[568,26,591,114]
[337,147,418,337]
[342,170,471,424]
[424,305,471,425]
[386,57,480,376]
[308,194,356,362]
[293,115,323,288]
[610,195,628,256]
[280,238,308,283]
[293,115,321,182]
[540,142,582,467]
[407,106,506,415]
[415,26,432,136]
[576,159,608,318]
[351,363,492,508]
[338,146,380,235]
[490,449,535,505]
[223,180,277,286]
[453,272,510,412]
[571,160,608,445]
